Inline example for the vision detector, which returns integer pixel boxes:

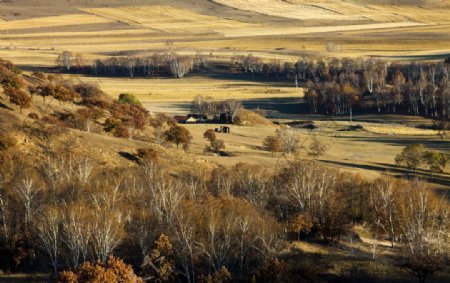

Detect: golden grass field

[81,5,259,33]
[0,0,449,67]
[64,74,302,103]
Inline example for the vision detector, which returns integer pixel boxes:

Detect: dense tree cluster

[301,58,449,122]
[395,144,448,174]
[232,55,449,123]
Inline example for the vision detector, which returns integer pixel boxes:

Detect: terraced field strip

[81,5,259,34]
[220,22,427,37]
[313,2,450,23]
[0,14,113,30]
[213,0,365,21]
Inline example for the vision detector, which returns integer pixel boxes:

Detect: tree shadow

[321,160,450,188]
[118,151,138,163]
[347,137,450,152]
[0,101,13,111]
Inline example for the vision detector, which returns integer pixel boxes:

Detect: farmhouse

[174,114,208,124]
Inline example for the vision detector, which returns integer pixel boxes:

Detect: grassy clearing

[183,121,449,185]
[67,75,302,103]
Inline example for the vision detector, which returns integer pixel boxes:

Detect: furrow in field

[80,6,259,34]
[212,0,365,21]
[0,14,113,30]
[220,22,427,37]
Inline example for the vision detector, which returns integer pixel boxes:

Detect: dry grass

[0,14,113,30]
[81,5,258,33]
[215,0,450,23]
[0,1,448,67]
[65,75,302,103]
[362,124,439,136]
[220,21,425,37]
[183,121,449,180]
[213,0,365,21]
[234,109,275,126]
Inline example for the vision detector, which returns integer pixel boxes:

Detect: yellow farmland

[81,6,259,34]
[0,14,113,30]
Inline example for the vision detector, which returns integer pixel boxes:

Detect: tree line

[56,51,208,78]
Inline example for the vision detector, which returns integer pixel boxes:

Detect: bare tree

[396,179,450,283]
[169,55,193,78]
[56,51,74,71]
[307,134,328,159]
[368,177,398,248]
[15,177,41,233]
[222,99,242,124]
[90,184,124,261]
[276,127,301,155]
[61,203,92,268]
[36,206,61,276]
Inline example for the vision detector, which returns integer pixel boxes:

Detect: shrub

[32,72,46,80]
[74,83,110,108]
[210,139,225,153]
[118,93,142,106]
[203,129,216,142]
[41,114,61,125]
[0,65,24,89]
[164,125,192,149]
[395,144,425,172]
[28,112,39,120]
[0,133,18,151]
[263,135,282,157]
[5,87,31,113]
[136,147,159,162]
[59,256,143,283]
[0,58,20,74]
[104,118,120,133]
[114,124,130,139]
[110,102,148,130]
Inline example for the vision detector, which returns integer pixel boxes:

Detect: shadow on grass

[346,137,450,152]
[118,151,139,163]
[321,160,450,190]
[0,101,13,111]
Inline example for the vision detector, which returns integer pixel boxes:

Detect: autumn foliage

[59,256,143,283]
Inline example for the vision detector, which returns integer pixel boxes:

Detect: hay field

[81,5,258,33]
[214,0,450,23]
[0,1,449,67]
[213,0,365,21]
[219,21,425,37]
[0,14,113,31]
